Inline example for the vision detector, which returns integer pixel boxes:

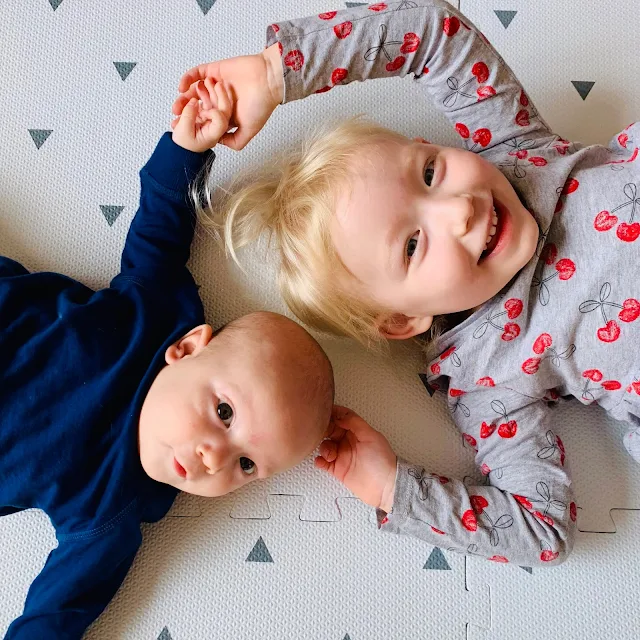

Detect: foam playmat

[1,1,639,638]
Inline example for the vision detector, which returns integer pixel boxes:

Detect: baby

[174,0,640,567]
[0,82,333,638]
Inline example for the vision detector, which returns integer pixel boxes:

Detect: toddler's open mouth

[479,199,506,262]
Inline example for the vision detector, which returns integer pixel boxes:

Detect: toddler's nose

[196,439,230,476]
[440,193,474,238]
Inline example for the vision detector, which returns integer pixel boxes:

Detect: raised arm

[266,0,555,152]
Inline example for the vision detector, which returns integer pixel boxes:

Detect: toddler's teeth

[486,236,491,245]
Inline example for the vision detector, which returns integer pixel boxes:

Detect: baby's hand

[316,406,397,514]
[171,78,232,152]
[172,44,283,151]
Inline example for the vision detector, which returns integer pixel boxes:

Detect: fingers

[318,439,338,463]
[331,405,376,440]
[213,79,232,121]
[196,79,214,110]
[178,64,214,94]
[218,128,249,151]
[173,98,198,135]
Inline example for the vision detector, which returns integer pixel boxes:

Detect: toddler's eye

[240,457,256,475]
[406,233,419,260]
[217,402,233,425]
[424,159,436,187]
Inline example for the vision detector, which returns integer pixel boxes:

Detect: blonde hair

[193,118,425,347]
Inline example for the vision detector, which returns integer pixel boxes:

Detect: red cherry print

[455,123,470,139]
[514,495,533,510]
[381,516,389,525]
[510,149,528,160]
[449,388,465,397]
[271,23,280,33]
[489,555,509,563]
[602,380,622,391]
[386,55,405,72]
[471,62,489,84]
[534,511,554,526]
[563,178,579,194]
[630,381,640,395]
[463,433,478,451]
[284,50,304,71]
[583,369,603,382]
[504,298,523,319]
[480,463,491,475]
[555,258,575,280]
[400,32,420,54]
[368,2,387,11]
[616,222,640,242]
[315,86,332,93]
[437,475,450,484]
[519,90,529,106]
[540,244,558,265]
[619,299,640,322]
[501,323,520,341]
[498,420,517,438]
[557,436,566,466]
[423,66,429,74]
[570,502,577,522]
[594,210,618,232]
[554,199,564,214]
[277,42,283,56]
[333,21,353,39]
[476,377,495,387]
[470,495,489,514]
[331,68,348,85]
[443,16,460,37]
[472,128,492,147]
[515,109,530,127]
[477,86,496,100]
[430,362,441,375]
[431,526,446,534]
[461,509,478,531]
[540,550,559,562]
[533,333,552,355]
[528,156,548,167]
[480,422,496,439]
[440,346,456,360]
[618,132,629,148]
[318,11,337,20]
[597,319,621,343]
[522,357,541,375]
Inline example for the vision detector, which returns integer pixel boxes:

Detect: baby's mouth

[479,201,503,261]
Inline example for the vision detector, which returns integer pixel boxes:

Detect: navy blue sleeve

[119,132,214,285]
[5,514,142,639]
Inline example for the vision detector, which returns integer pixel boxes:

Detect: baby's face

[331,137,539,336]
[138,324,324,497]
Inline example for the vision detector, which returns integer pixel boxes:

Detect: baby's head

[204,119,538,346]
[138,311,334,497]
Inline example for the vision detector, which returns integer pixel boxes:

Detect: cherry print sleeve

[266,0,556,152]
[380,387,576,566]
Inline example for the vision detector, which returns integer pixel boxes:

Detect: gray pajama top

[266,0,640,566]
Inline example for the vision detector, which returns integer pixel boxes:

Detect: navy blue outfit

[0,133,212,638]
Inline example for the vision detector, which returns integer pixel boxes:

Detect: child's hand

[171,78,232,153]
[315,406,397,513]
[172,44,283,151]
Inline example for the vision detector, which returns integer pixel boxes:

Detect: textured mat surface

[1,1,639,638]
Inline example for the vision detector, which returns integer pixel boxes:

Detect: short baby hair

[195,118,416,347]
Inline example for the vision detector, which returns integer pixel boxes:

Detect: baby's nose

[196,440,230,475]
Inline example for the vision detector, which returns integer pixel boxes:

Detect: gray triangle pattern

[48,0,64,9]
[520,566,533,574]
[157,627,172,640]
[100,205,124,227]
[113,62,137,81]
[345,2,368,7]
[572,81,595,100]
[424,547,451,570]
[343,635,352,640]
[246,536,273,562]
[28,129,53,149]
[494,10,517,29]
[196,0,217,15]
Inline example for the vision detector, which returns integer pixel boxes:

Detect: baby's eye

[239,457,256,475]
[217,402,233,426]
[424,159,436,187]
[406,232,419,260]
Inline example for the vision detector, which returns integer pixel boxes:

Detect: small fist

[171,78,232,152]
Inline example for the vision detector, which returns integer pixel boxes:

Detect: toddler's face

[331,137,539,337]
[138,325,323,497]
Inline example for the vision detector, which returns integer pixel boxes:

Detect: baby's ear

[165,324,213,364]
[378,313,433,340]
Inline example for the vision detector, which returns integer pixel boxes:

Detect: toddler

[174,0,640,567]
[1,81,333,638]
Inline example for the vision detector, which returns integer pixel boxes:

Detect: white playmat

[1,1,639,638]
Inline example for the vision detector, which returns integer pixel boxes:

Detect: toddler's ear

[378,313,433,340]
[165,324,213,364]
